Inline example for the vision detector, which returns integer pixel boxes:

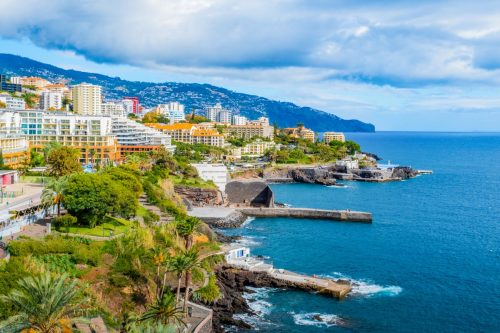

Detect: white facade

[217,110,232,124]
[9,76,22,84]
[232,115,247,125]
[157,102,186,123]
[192,163,229,191]
[39,91,62,110]
[0,94,25,110]
[336,159,359,169]
[122,99,134,115]
[102,101,126,117]
[111,117,175,152]
[249,117,270,126]
[225,246,250,261]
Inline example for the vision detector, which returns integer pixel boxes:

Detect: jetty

[238,207,372,223]
[223,244,352,299]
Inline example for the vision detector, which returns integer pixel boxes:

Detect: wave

[327,272,403,297]
[232,287,278,329]
[291,312,341,327]
[240,216,255,227]
[235,236,262,247]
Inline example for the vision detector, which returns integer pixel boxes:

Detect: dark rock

[215,231,242,244]
[174,185,223,207]
[203,210,248,229]
[362,152,381,161]
[391,166,418,179]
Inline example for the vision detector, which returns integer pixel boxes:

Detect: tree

[41,176,68,216]
[0,150,4,168]
[0,100,6,108]
[47,146,82,178]
[180,249,201,316]
[30,148,45,167]
[176,216,201,250]
[63,173,138,226]
[170,253,192,305]
[157,115,170,124]
[139,291,184,327]
[142,111,159,123]
[0,273,88,333]
[345,140,361,155]
[21,92,38,108]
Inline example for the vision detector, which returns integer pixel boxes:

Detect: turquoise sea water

[223,132,500,332]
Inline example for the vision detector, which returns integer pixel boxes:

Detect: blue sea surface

[223,132,500,333]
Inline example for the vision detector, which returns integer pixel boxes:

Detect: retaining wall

[238,207,372,223]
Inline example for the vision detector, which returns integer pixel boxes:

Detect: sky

[1,0,500,131]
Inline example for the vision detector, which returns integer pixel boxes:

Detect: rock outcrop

[174,185,223,207]
[391,166,418,179]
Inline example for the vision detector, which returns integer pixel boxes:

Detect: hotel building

[71,83,102,115]
[0,111,29,167]
[0,94,25,110]
[323,132,345,144]
[227,124,274,140]
[157,102,186,123]
[282,125,315,142]
[39,91,63,110]
[146,123,225,147]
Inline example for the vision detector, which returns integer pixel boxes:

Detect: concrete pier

[238,207,372,223]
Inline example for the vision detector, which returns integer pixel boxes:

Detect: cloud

[1,0,500,87]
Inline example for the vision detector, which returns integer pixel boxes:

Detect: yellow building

[282,125,315,142]
[146,123,225,147]
[0,136,29,168]
[323,132,345,144]
[71,83,102,115]
[227,124,274,140]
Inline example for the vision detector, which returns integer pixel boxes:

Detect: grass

[169,175,217,189]
[64,216,134,237]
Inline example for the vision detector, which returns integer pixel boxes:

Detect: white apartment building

[71,83,102,115]
[9,76,22,84]
[232,115,247,126]
[241,139,275,157]
[205,103,222,121]
[248,117,270,126]
[0,94,25,110]
[39,91,62,110]
[122,99,134,115]
[18,110,116,164]
[217,110,232,124]
[192,163,229,191]
[102,101,126,117]
[157,102,186,123]
[111,117,175,152]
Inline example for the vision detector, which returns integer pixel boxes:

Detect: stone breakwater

[238,207,373,223]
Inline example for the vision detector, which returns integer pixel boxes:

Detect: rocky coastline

[262,164,419,184]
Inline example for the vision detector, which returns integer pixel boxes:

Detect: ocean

[222,132,500,332]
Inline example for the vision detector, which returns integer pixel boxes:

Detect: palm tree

[176,216,200,250]
[0,272,88,333]
[139,291,184,327]
[170,253,192,305]
[181,249,201,316]
[41,177,68,216]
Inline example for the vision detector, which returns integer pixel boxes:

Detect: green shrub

[35,254,80,277]
[109,273,130,287]
[192,274,221,304]
[53,214,77,232]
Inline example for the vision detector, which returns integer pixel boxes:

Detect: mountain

[0,54,374,132]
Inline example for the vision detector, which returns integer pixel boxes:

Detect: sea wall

[238,207,372,223]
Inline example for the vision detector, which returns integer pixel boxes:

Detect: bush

[109,273,130,287]
[192,274,221,304]
[53,214,77,232]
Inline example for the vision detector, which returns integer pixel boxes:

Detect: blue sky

[1,0,500,131]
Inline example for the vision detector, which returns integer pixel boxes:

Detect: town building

[157,102,186,123]
[17,110,117,164]
[248,116,270,126]
[323,132,345,144]
[111,117,175,158]
[240,139,275,157]
[102,101,126,117]
[0,111,30,167]
[217,110,232,124]
[0,94,25,110]
[192,163,229,191]
[17,77,50,90]
[39,91,62,110]
[0,75,22,93]
[232,115,247,126]
[123,97,140,114]
[71,83,102,115]
[282,125,315,142]
[45,84,71,100]
[227,124,274,140]
[146,123,225,147]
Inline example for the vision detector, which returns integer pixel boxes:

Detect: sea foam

[291,312,341,327]
[328,272,403,297]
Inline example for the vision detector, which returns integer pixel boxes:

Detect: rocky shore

[212,266,319,332]
[262,164,419,184]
